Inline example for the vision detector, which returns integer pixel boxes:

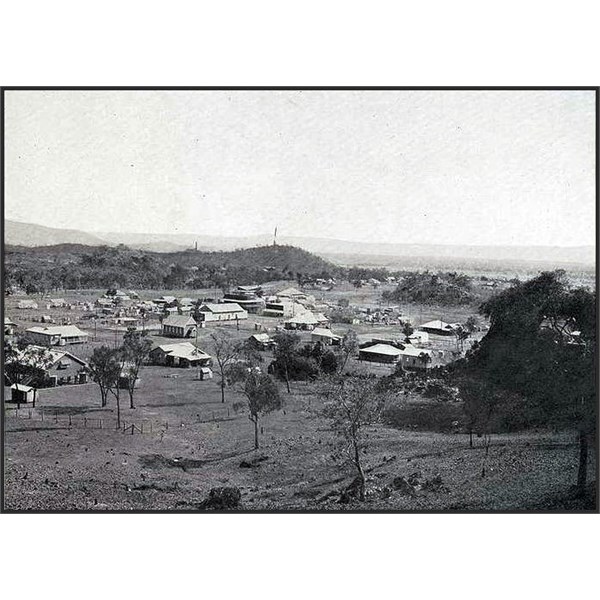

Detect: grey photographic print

[2,88,597,512]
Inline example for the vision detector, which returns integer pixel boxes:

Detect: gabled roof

[286,311,319,325]
[312,327,339,338]
[12,345,88,369]
[359,344,404,356]
[153,342,211,361]
[420,320,455,332]
[200,302,246,313]
[163,315,197,327]
[26,325,88,338]
[11,383,34,392]
[251,333,272,343]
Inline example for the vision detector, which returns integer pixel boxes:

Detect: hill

[5,219,108,247]
[4,243,341,293]
[6,219,595,268]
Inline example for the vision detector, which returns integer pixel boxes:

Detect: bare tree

[210,330,241,403]
[321,376,388,501]
[339,329,359,373]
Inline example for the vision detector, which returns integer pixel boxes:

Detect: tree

[4,342,54,408]
[469,270,596,495]
[233,372,282,449]
[121,330,153,408]
[88,346,121,410]
[402,321,414,339]
[210,331,241,403]
[272,331,301,393]
[321,376,388,501]
[339,329,359,373]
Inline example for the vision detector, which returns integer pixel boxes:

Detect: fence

[4,405,234,435]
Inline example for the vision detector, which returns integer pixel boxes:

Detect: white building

[197,303,248,322]
[26,325,89,346]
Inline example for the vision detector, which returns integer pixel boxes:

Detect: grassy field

[4,365,595,511]
[4,285,595,511]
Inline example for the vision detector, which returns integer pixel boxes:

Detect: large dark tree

[464,270,596,495]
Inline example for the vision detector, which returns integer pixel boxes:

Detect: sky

[4,89,596,247]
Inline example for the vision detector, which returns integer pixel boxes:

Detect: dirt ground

[3,366,595,511]
[4,286,595,511]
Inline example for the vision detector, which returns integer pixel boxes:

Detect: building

[276,287,306,301]
[358,343,404,364]
[150,342,212,368]
[407,331,429,345]
[26,325,89,346]
[311,327,342,345]
[17,299,39,310]
[419,320,457,336]
[249,333,274,350]
[10,384,35,403]
[48,298,67,308]
[197,303,248,322]
[10,345,89,387]
[284,311,320,331]
[358,342,432,368]
[263,301,297,318]
[161,315,197,338]
[222,291,265,314]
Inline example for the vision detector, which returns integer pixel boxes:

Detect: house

[18,299,39,310]
[263,301,298,318]
[419,320,457,336]
[150,342,212,368]
[311,327,342,345]
[249,333,274,350]
[197,303,248,322]
[284,311,320,331]
[10,383,35,403]
[96,297,115,308]
[407,331,429,345]
[10,345,89,386]
[153,295,177,307]
[26,325,89,346]
[48,298,67,308]
[161,315,197,338]
[358,343,404,364]
[358,343,432,368]
[396,345,433,369]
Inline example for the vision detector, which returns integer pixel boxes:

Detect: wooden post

[99,419,103,429]
[29,410,32,419]
[84,417,87,428]
[41,410,44,422]
[150,422,153,433]
[69,414,72,427]
[141,423,144,434]
[55,410,58,423]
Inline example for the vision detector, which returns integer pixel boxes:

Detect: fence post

[29,410,32,420]
[100,419,103,429]
[55,410,58,423]
[41,410,44,422]
[150,422,153,433]
[69,414,72,427]
[84,417,87,428]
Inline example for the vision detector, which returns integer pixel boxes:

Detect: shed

[10,383,35,403]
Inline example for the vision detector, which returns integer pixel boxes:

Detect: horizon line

[5,217,596,250]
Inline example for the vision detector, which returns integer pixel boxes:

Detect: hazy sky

[4,89,596,247]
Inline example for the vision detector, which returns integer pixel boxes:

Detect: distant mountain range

[5,219,595,268]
